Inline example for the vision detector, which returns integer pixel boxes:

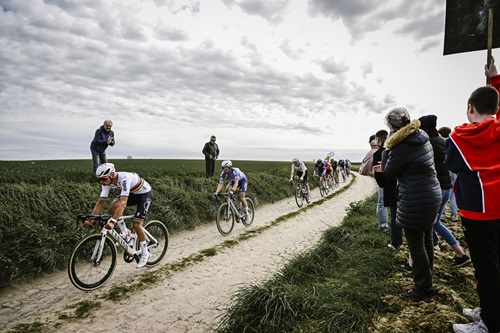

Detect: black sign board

[444,0,500,55]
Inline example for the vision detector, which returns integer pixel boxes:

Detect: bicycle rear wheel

[295,184,304,207]
[144,220,169,267]
[216,203,235,236]
[242,198,255,226]
[68,234,117,291]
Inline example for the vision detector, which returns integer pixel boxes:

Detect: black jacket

[90,126,115,153]
[202,142,220,160]
[373,147,397,207]
[426,128,452,189]
[382,120,441,231]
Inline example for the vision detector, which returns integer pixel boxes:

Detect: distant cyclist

[83,163,153,269]
[214,160,250,218]
[330,158,340,184]
[289,157,311,198]
[314,159,327,178]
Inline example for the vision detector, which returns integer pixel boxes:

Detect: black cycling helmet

[316,159,322,164]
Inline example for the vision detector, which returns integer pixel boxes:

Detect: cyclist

[330,158,340,184]
[324,159,333,183]
[214,160,250,218]
[83,163,153,269]
[345,159,352,177]
[338,159,347,181]
[314,159,327,178]
[289,157,311,198]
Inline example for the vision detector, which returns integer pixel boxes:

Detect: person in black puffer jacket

[382,107,441,302]
[419,115,470,267]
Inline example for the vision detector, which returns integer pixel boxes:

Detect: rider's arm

[111,196,128,220]
[215,181,224,194]
[92,198,107,215]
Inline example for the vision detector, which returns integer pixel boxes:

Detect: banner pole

[487,7,494,85]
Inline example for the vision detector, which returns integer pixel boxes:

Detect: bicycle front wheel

[319,179,326,197]
[68,234,117,291]
[144,220,169,267]
[295,184,304,207]
[242,198,255,227]
[216,203,235,236]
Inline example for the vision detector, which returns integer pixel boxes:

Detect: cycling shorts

[326,169,332,175]
[116,191,154,220]
[297,170,308,182]
[229,179,248,193]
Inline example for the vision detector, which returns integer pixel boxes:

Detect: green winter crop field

[0,159,315,287]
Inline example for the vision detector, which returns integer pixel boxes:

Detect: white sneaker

[463,308,481,322]
[453,320,489,333]
[136,252,150,269]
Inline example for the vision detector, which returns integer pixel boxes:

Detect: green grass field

[0,159,316,286]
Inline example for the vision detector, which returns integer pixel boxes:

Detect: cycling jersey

[219,167,248,193]
[100,172,152,198]
[315,161,326,175]
[325,161,332,171]
[219,167,247,183]
[291,162,307,173]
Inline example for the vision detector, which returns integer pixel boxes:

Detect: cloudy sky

[0,0,493,162]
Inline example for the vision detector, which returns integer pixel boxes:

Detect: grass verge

[215,193,479,333]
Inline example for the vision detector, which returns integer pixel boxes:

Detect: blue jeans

[449,172,458,216]
[91,149,107,173]
[389,206,403,247]
[376,187,388,228]
[433,189,459,247]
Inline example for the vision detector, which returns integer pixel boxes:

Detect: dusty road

[0,173,376,333]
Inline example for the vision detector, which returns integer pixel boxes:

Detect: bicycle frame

[91,215,159,263]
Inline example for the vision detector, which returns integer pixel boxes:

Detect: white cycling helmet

[221,160,232,169]
[292,157,299,163]
[95,163,115,178]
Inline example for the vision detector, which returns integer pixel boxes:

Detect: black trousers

[205,158,216,178]
[404,228,434,295]
[462,217,500,333]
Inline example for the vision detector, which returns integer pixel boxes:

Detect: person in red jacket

[448,58,500,333]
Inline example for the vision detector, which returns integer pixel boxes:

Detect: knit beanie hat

[419,115,437,131]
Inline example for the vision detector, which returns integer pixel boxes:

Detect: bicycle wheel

[216,203,235,236]
[304,189,310,204]
[242,198,255,226]
[68,234,117,291]
[295,184,304,207]
[144,220,169,267]
[319,179,326,197]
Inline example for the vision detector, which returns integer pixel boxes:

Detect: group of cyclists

[84,156,350,269]
[289,157,351,198]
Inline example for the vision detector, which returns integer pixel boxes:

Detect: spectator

[448,57,500,333]
[90,120,115,173]
[419,115,470,267]
[438,126,459,222]
[372,130,400,243]
[382,107,441,302]
[359,134,378,176]
[202,135,220,178]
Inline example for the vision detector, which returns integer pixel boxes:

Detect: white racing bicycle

[68,214,169,291]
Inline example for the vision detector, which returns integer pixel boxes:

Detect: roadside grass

[215,193,479,333]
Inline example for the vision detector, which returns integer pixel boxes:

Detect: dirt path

[0,173,376,333]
